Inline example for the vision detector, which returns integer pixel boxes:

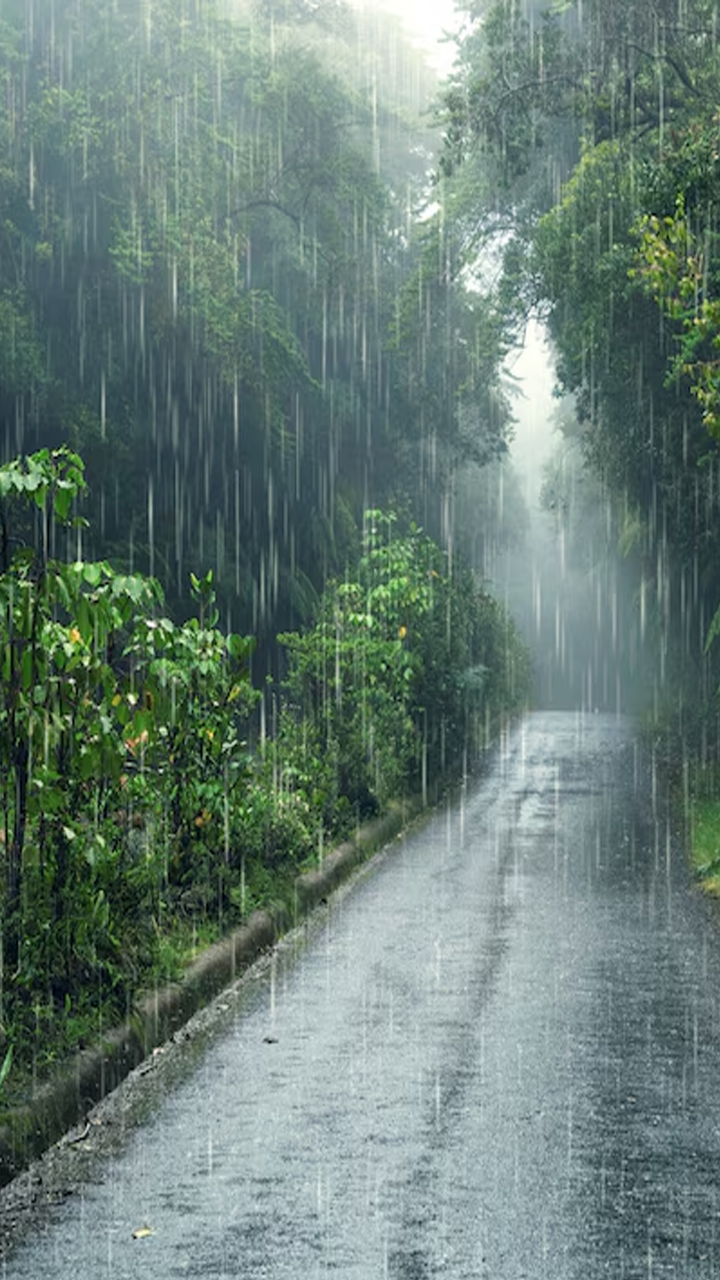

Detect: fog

[1,0,720,1257]
[352,0,462,73]
[498,326,649,714]
[348,0,646,715]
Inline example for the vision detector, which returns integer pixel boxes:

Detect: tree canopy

[0,0,518,659]
[439,0,720,724]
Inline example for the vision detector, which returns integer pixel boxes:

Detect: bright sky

[357,0,462,74]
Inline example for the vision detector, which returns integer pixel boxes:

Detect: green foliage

[0,0,518,650]
[534,140,639,402]
[438,0,720,736]
[0,449,260,1083]
[388,218,513,480]
[634,193,720,438]
[0,452,528,1098]
[0,0,538,1096]
[125,569,259,897]
[278,513,430,815]
[278,510,530,822]
[0,450,157,1039]
[0,295,45,399]
[689,791,720,894]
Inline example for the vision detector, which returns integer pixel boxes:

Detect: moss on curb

[0,796,422,1184]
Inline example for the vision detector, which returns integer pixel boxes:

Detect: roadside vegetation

[688,794,720,895]
[0,447,529,1098]
[0,0,533,1096]
[434,0,720,889]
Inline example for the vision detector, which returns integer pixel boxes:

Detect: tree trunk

[5,739,28,971]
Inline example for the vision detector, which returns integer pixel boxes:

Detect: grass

[1,859,304,1108]
[638,706,720,895]
[690,795,720,894]
[686,759,720,894]
[152,917,224,984]
[0,913,223,1109]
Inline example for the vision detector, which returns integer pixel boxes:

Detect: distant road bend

[4,711,720,1278]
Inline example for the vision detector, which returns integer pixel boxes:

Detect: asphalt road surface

[4,710,720,1278]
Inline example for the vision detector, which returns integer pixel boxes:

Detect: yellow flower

[398,625,407,639]
[68,627,81,644]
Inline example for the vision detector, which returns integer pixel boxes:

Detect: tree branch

[229,198,302,227]
[624,41,701,97]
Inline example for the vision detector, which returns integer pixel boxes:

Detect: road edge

[0,794,424,1184]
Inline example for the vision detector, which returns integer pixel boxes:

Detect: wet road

[6,711,720,1278]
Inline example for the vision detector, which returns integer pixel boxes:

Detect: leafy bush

[0,460,528,1093]
[277,510,530,826]
[0,449,259,1077]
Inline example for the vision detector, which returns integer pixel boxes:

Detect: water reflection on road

[5,712,720,1278]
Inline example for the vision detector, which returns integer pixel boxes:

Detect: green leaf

[82,562,104,587]
[39,785,69,815]
[226,632,253,661]
[114,699,130,727]
[20,647,33,692]
[0,1047,13,1093]
[75,595,93,643]
[53,486,73,521]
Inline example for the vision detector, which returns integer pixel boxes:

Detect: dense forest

[0,0,517,630]
[0,0,530,1089]
[439,0,720,879]
[442,0,720,730]
[6,0,720,1100]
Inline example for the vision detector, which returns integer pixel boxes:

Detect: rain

[0,0,720,1275]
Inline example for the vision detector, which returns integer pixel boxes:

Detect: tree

[278,510,529,823]
[437,0,720,732]
[0,448,161,977]
[0,447,258,1063]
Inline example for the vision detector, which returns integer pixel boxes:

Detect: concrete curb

[0,795,424,1184]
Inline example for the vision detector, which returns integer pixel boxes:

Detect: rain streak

[0,1,720,1277]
